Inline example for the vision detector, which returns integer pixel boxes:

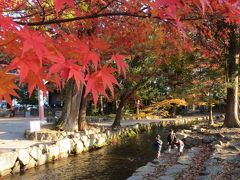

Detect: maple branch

[14,12,155,26]
[13,10,213,27]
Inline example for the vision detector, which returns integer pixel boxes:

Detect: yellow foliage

[143,98,187,112]
[196,101,207,106]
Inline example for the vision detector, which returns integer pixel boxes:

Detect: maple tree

[0,0,239,129]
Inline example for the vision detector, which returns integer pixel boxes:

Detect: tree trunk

[78,93,88,131]
[112,98,125,128]
[192,104,196,111]
[208,104,214,125]
[136,100,140,120]
[99,95,104,115]
[111,78,152,128]
[57,80,83,131]
[224,25,240,128]
[225,85,240,127]
[172,104,177,117]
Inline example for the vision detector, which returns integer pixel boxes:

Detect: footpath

[128,123,240,180]
[0,117,40,152]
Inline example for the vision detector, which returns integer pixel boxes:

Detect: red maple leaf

[48,52,84,89]
[83,51,100,70]
[54,0,74,13]
[0,14,16,31]
[199,0,212,15]
[85,65,119,106]
[17,28,48,63]
[7,55,41,83]
[111,53,128,78]
[24,70,46,96]
[100,65,119,95]
[0,70,19,105]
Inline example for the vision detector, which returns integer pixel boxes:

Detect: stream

[4,128,170,180]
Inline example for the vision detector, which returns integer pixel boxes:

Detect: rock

[197,128,207,133]
[177,155,192,165]
[204,165,222,176]
[202,136,216,144]
[0,169,12,177]
[165,164,188,176]
[223,136,233,141]
[198,175,211,180]
[11,161,21,174]
[37,153,47,166]
[132,124,140,130]
[182,129,192,133]
[74,133,81,138]
[211,140,223,147]
[175,132,188,139]
[184,137,201,146]
[96,136,106,147]
[48,144,60,161]
[0,151,18,172]
[56,138,71,158]
[215,133,224,138]
[75,140,84,154]
[158,176,175,180]
[232,168,240,177]
[18,149,30,166]
[61,132,67,137]
[135,162,156,173]
[24,157,37,170]
[80,135,89,142]
[127,175,143,180]
[220,114,225,118]
[191,125,198,130]
[227,145,239,151]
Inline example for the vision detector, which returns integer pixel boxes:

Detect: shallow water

[4,128,169,180]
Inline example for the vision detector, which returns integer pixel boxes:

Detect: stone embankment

[127,122,240,180]
[0,116,210,177]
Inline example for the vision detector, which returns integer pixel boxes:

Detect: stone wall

[0,116,210,177]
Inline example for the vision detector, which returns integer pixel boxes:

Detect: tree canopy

[0,1,240,128]
[0,0,239,105]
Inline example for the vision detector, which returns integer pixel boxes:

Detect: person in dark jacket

[167,129,176,153]
[153,134,163,159]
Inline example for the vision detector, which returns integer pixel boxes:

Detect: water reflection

[4,128,169,180]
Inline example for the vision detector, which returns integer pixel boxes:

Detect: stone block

[158,176,175,180]
[75,140,84,154]
[37,154,47,166]
[0,169,12,177]
[24,157,37,170]
[96,136,107,147]
[80,135,89,142]
[18,149,30,165]
[0,151,18,171]
[11,161,20,174]
[165,164,188,176]
[48,144,60,161]
[56,138,71,158]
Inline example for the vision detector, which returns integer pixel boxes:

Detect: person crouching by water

[153,134,163,159]
[167,129,176,153]
[174,139,184,156]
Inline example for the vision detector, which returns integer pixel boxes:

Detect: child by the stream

[167,129,177,153]
[174,139,184,156]
[152,134,163,159]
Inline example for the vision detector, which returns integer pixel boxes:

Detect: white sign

[30,120,41,132]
